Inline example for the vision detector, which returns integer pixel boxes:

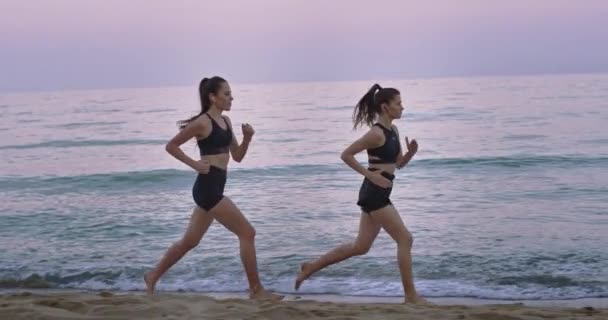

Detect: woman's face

[211,82,233,111]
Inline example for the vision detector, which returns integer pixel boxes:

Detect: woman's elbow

[340,151,351,163]
[232,153,243,163]
[165,142,177,155]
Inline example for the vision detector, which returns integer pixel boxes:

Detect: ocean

[1,73,607,300]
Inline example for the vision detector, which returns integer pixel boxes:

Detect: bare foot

[404,296,432,305]
[144,271,156,295]
[249,288,284,301]
[294,262,313,291]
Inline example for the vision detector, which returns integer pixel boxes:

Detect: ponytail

[177,76,226,130]
[352,83,382,129]
[352,83,401,129]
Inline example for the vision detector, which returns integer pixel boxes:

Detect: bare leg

[369,205,428,304]
[295,212,381,290]
[144,206,214,294]
[208,197,283,301]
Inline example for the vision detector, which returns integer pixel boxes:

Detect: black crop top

[367,124,400,164]
[197,113,232,156]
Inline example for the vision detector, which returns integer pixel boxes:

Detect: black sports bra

[367,124,400,164]
[197,114,232,156]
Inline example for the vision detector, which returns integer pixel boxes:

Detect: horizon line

[2,70,607,95]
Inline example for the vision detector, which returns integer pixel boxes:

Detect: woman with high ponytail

[176,77,215,130]
[295,83,428,304]
[145,76,283,301]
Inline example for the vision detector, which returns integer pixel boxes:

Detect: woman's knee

[352,242,372,255]
[397,231,413,248]
[179,237,200,250]
[239,225,256,242]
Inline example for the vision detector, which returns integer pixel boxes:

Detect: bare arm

[340,127,384,178]
[226,116,253,163]
[393,126,418,169]
[165,118,209,172]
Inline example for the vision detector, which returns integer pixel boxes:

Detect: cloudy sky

[1,0,607,92]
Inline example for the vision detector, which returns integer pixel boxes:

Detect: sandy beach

[1,291,605,320]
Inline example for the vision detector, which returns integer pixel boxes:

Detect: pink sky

[1,0,607,91]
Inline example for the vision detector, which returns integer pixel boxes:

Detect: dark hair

[352,83,400,129]
[177,76,227,130]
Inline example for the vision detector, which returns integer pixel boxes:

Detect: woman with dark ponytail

[145,76,283,301]
[295,84,428,304]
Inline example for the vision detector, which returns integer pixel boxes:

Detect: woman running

[145,76,283,301]
[295,83,428,304]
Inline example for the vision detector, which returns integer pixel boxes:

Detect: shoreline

[1,290,605,320]
[2,289,607,308]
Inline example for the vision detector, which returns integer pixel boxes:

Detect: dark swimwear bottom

[357,168,395,214]
[192,166,227,211]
